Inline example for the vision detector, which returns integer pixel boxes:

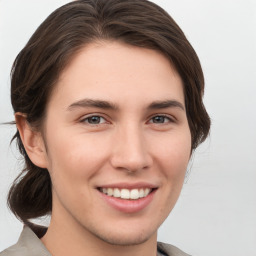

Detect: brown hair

[8,0,210,224]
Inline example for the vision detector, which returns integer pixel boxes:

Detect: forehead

[49,41,184,109]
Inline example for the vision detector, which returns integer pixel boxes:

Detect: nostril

[110,154,152,173]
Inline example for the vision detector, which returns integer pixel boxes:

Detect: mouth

[98,187,154,200]
[97,185,157,213]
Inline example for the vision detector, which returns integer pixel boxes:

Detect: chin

[82,220,158,247]
[93,230,155,246]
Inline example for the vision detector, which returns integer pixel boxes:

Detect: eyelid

[78,112,176,125]
[147,113,176,124]
[79,113,110,124]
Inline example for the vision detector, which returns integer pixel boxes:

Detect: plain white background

[0,1,255,255]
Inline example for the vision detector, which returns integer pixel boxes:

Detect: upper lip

[97,182,158,190]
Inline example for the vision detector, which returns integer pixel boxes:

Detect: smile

[99,188,152,200]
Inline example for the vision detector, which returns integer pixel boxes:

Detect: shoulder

[0,243,30,256]
[157,241,191,256]
[0,225,50,256]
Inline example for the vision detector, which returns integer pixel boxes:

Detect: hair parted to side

[8,0,210,224]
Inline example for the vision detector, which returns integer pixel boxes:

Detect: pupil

[89,116,100,124]
[153,116,164,123]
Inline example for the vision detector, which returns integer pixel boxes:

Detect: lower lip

[98,189,156,213]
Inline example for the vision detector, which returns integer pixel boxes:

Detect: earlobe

[15,113,48,169]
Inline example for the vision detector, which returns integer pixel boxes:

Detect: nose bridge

[110,122,151,172]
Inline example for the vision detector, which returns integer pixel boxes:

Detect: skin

[16,41,191,256]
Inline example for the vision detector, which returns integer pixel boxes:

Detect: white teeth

[145,188,150,196]
[130,189,140,199]
[139,188,144,198]
[113,188,121,198]
[107,188,113,196]
[120,189,130,199]
[100,188,152,200]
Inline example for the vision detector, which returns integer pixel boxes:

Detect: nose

[110,125,153,172]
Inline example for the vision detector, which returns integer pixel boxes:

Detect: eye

[149,115,173,124]
[81,115,107,125]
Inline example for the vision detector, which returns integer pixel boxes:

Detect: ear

[15,113,48,169]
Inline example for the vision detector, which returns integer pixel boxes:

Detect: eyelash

[80,114,175,126]
[80,115,108,125]
[148,114,175,124]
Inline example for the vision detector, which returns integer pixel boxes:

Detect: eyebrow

[67,98,185,111]
[67,99,118,111]
[148,100,185,111]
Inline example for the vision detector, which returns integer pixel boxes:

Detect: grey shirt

[0,226,190,256]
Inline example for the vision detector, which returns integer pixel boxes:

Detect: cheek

[152,132,191,221]
[45,132,115,215]
[152,130,191,176]
[45,131,111,182]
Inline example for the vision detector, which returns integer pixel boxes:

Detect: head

[8,0,210,245]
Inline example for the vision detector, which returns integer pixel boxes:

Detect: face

[40,41,191,245]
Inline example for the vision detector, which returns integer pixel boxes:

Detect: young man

[1,1,210,255]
